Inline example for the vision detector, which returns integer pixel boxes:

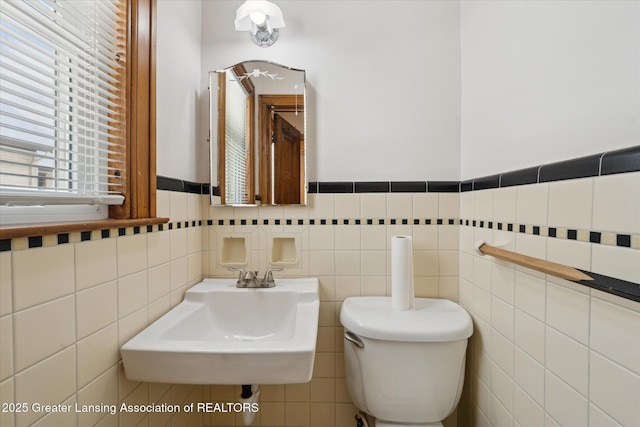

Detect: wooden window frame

[0,0,167,240]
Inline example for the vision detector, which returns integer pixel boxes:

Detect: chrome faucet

[228,267,283,288]
[229,268,259,287]
[261,267,283,287]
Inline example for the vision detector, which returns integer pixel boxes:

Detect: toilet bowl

[340,296,473,426]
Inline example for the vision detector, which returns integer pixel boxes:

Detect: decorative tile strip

[1,219,206,252]
[460,219,640,250]
[208,218,460,227]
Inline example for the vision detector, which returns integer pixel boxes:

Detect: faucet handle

[263,267,283,285]
[228,267,248,284]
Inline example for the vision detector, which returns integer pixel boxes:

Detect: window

[0,0,157,229]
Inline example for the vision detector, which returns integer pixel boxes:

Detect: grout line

[597,152,605,177]
[536,165,542,184]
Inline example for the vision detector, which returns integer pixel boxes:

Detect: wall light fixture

[235,0,286,48]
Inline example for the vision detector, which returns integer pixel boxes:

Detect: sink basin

[121,277,319,384]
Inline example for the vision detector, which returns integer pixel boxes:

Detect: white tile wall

[590,298,640,375]
[547,238,592,271]
[0,191,206,427]
[547,178,593,230]
[2,171,638,427]
[592,172,640,234]
[545,326,589,396]
[545,370,588,427]
[514,347,545,405]
[76,281,117,340]
[0,315,13,381]
[13,296,75,372]
[589,352,640,427]
[515,183,548,226]
[592,243,640,283]
[12,244,75,311]
[458,173,640,427]
[513,384,544,427]
[492,187,517,223]
[201,191,460,426]
[75,238,118,290]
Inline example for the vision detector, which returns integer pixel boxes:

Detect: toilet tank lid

[340,297,473,342]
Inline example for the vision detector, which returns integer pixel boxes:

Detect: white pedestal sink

[121,277,319,384]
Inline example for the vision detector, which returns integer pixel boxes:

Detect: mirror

[209,61,306,206]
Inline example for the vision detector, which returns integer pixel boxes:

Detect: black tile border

[28,236,42,248]
[391,181,427,192]
[460,180,473,193]
[428,181,460,193]
[578,270,640,303]
[291,145,640,195]
[467,145,639,192]
[354,182,389,193]
[318,182,354,193]
[0,239,11,252]
[473,174,501,191]
[601,145,640,175]
[178,145,639,196]
[617,234,631,248]
[157,176,184,192]
[157,176,208,195]
[501,166,540,188]
[539,153,602,183]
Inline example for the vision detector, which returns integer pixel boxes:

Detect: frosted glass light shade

[235,0,285,32]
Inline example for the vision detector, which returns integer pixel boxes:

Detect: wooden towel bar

[475,241,640,302]
[476,242,593,282]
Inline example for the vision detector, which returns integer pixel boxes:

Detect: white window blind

[224,70,249,205]
[0,0,125,223]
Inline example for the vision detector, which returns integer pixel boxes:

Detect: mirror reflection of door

[273,114,301,204]
[258,94,304,205]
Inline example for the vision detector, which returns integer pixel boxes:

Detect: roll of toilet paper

[391,235,415,310]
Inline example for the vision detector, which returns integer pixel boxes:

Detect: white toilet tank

[340,297,473,425]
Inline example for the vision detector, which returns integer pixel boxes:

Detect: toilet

[340,296,473,427]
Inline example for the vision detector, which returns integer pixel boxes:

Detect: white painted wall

[157,1,639,183]
[200,0,462,182]
[460,0,640,179]
[156,0,205,182]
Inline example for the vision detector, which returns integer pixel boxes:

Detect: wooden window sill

[0,217,170,240]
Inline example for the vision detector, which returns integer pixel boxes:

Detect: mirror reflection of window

[224,70,251,204]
